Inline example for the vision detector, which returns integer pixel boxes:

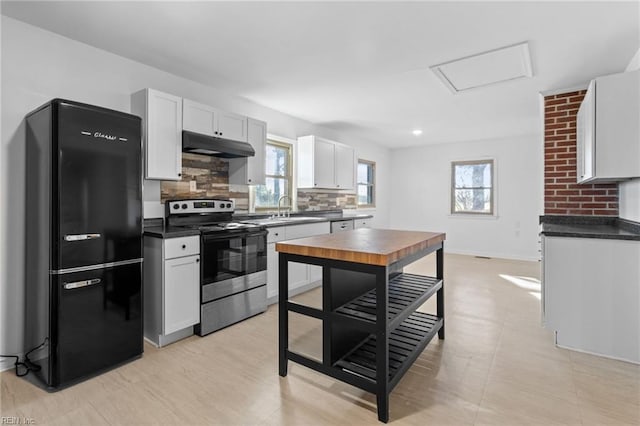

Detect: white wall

[619,47,640,222]
[0,17,390,367]
[389,135,542,261]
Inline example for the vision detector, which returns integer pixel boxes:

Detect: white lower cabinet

[163,256,200,335]
[144,235,200,347]
[542,236,640,363]
[266,222,330,303]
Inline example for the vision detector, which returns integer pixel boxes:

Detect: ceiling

[2,1,639,149]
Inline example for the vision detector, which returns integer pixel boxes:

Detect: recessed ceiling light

[430,41,533,94]
[412,129,423,136]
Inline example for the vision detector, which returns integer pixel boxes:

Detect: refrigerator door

[54,101,142,271]
[53,263,142,387]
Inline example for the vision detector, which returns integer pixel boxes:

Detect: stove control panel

[166,199,235,215]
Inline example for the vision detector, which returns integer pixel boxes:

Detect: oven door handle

[202,229,268,242]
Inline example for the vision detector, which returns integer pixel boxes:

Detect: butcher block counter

[276,228,446,423]
[275,228,445,266]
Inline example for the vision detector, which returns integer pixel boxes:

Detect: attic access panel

[431,42,533,93]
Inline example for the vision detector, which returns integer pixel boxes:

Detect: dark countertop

[144,210,375,237]
[330,214,374,222]
[234,210,373,226]
[233,209,342,220]
[143,218,200,238]
[144,225,201,238]
[242,217,330,228]
[540,216,640,241]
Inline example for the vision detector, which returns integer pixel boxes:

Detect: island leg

[377,393,389,423]
[375,266,389,423]
[279,253,289,376]
[437,244,445,340]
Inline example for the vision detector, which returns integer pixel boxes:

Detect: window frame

[254,139,293,211]
[450,159,495,216]
[357,159,376,208]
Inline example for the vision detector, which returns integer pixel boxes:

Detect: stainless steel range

[165,199,268,336]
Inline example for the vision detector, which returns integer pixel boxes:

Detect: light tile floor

[2,254,639,424]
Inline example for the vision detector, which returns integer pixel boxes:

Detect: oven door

[200,229,267,303]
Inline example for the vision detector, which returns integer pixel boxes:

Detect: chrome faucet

[277,195,292,218]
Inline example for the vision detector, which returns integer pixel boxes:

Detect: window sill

[448,213,499,220]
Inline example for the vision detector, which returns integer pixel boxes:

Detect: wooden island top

[275,228,446,266]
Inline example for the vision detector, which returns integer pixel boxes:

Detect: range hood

[182,130,255,158]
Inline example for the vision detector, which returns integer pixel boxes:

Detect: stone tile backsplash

[160,153,249,210]
[160,153,356,212]
[297,190,357,211]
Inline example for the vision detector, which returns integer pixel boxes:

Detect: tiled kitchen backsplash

[160,153,249,210]
[161,153,355,212]
[297,191,357,211]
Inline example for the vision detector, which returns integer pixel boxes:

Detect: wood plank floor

[2,254,639,424]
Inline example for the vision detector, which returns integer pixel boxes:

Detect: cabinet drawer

[331,220,354,233]
[354,219,371,229]
[267,226,287,244]
[164,236,200,259]
[285,222,330,240]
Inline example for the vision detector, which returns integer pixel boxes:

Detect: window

[357,159,376,208]
[451,159,494,215]
[254,140,292,210]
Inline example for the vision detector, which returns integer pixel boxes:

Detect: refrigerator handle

[63,278,102,290]
[64,233,102,242]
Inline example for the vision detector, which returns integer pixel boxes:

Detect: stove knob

[181,203,188,209]
[172,204,179,210]
[226,203,232,208]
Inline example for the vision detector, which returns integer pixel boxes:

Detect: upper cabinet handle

[65,233,101,242]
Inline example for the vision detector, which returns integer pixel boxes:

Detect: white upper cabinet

[334,143,356,189]
[229,118,266,185]
[313,138,336,188]
[182,99,216,136]
[183,99,248,142]
[577,70,640,183]
[218,110,248,142]
[297,135,355,189]
[131,89,182,181]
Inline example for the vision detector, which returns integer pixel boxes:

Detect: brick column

[544,91,618,215]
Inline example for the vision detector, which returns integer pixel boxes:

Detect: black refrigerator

[25,99,143,389]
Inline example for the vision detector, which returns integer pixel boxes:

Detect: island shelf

[276,228,445,423]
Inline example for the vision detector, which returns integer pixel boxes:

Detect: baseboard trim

[556,343,640,365]
[445,249,539,262]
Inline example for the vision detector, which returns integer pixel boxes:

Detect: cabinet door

[595,70,640,179]
[246,118,266,184]
[314,138,335,188]
[267,243,278,300]
[335,143,355,189]
[577,82,595,183]
[289,261,309,291]
[228,118,266,185]
[145,90,182,181]
[163,255,200,335]
[183,99,217,137]
[267,244,310,297]
[217,110,248,142]
[544,237,640,362]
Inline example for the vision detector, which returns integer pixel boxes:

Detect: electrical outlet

[189,181,197,192]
